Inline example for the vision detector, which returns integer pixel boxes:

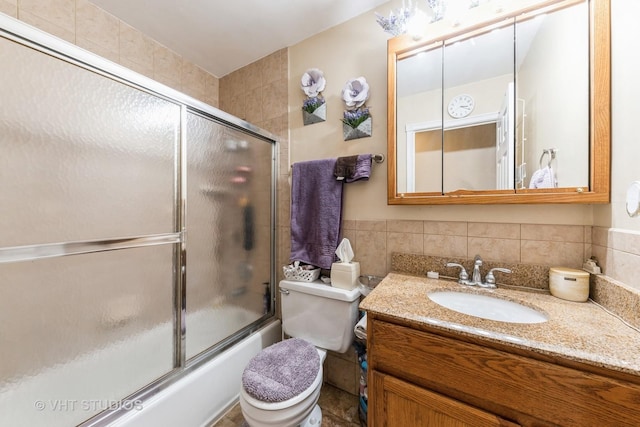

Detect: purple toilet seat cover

[242,338,320,402]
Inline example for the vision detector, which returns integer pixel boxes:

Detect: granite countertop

[360,272,640,377]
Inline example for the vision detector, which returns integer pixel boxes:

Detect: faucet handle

[445,262,469,283]
[485,267,512,285]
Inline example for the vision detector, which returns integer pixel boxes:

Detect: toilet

[239,279,361,427]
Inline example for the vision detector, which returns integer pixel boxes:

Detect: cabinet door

[370,371,520,427]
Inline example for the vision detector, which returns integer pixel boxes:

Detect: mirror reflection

[395,0,590,196]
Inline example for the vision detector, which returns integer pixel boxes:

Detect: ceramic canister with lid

[549,267,590,302]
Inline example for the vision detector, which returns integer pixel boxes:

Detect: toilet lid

[242,338,320,402]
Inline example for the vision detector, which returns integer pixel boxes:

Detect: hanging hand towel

[529,166,557,189]
[334,154,372,183]
[290,158,343,270]
[346,154,373,183]
[334,155,359,180]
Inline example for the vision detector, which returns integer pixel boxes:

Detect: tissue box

[331,262,360,290]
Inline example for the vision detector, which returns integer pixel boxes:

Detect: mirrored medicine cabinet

[387,0,610,205]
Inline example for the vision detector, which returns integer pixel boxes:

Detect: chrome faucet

[445,255,512,288]
[471,254,483,285]
[445,262,468,284]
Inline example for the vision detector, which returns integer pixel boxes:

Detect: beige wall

[0,0,219,105]
[287,0,593,225]
[286,0,640,289]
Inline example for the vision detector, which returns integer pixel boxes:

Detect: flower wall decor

[341,77,371,140]
[301,68,326,125]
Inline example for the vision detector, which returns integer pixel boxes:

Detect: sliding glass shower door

[185,112,273,359]
[0,16,275,427]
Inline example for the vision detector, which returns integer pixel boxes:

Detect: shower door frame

[0,13,278,427]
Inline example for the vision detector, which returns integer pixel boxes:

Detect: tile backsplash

[279,219,640,293]
[334,220,592,279]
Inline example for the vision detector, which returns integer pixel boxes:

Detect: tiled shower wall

[0,0,219,105]
[219,49,290,282]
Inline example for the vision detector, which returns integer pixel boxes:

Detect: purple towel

[242,338,320,402]
[290,158,343,269]
[345,154,372,183]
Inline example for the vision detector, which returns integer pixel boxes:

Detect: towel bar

[289,153,384,174]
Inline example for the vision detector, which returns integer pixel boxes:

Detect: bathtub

[111,318,281,427]
[0,306,281,427]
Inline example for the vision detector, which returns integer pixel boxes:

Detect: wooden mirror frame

[387,0,610,205]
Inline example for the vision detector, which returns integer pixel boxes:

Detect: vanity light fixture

[376,0,499,36]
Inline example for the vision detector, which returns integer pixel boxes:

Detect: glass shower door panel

[0,245,174,427]
[0,36,179,247]
[185,112,273,359]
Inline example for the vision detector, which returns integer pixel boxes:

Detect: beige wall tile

[119,57,153,80]
[584,226,592,244]
[388,232,423,260]
[278,226,291,271]
[244,86,263,123]
[220,91,245,119]
[342,220,357,230]
[277,184,290,228]
[342,229,357,255]
[278,144,289,177]
[355,230,386,276]
[424,220,467,236]
[18,9,74,43]
[262,78,287,122]
[390,232,424,253]
[119,22,154,71]
[241,60,262,92]
[424,234,467,258]
[19,0,74,35]
[204,73,219,108]
[520,240,584,268]
[356,220,386,232]
[590,244,609,274]
[325,352,358,395]
[468,237,520,263]
[583,243,592,264]
[609,228,640,256]
[608,249,640,290]
[0,0,17,18]
[153,44,182,87]
[592,226,609,247]
[468,222,520,239]
[75,0,118,53]
[521,224,584,243]
[181,61,207,100]
[261,49,286,85]
[76,36,119,64]
[387,220,422,233]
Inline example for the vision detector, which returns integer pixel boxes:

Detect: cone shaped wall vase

[343,117,372,141]
[302,102,326,125]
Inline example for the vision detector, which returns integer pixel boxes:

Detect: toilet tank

[279,280,360,353]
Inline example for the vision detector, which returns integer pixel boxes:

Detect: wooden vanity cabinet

[367,315,640,427]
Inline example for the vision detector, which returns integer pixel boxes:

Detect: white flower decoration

[342,77,370,110]
[301,68,326,97]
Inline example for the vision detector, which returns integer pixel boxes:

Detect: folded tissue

[331,238,360,290]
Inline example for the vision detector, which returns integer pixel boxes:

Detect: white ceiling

[89,0,390,78]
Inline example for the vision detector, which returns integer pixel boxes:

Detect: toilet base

[300,404,322,427]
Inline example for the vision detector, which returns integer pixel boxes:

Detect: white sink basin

[427,291,548,324]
